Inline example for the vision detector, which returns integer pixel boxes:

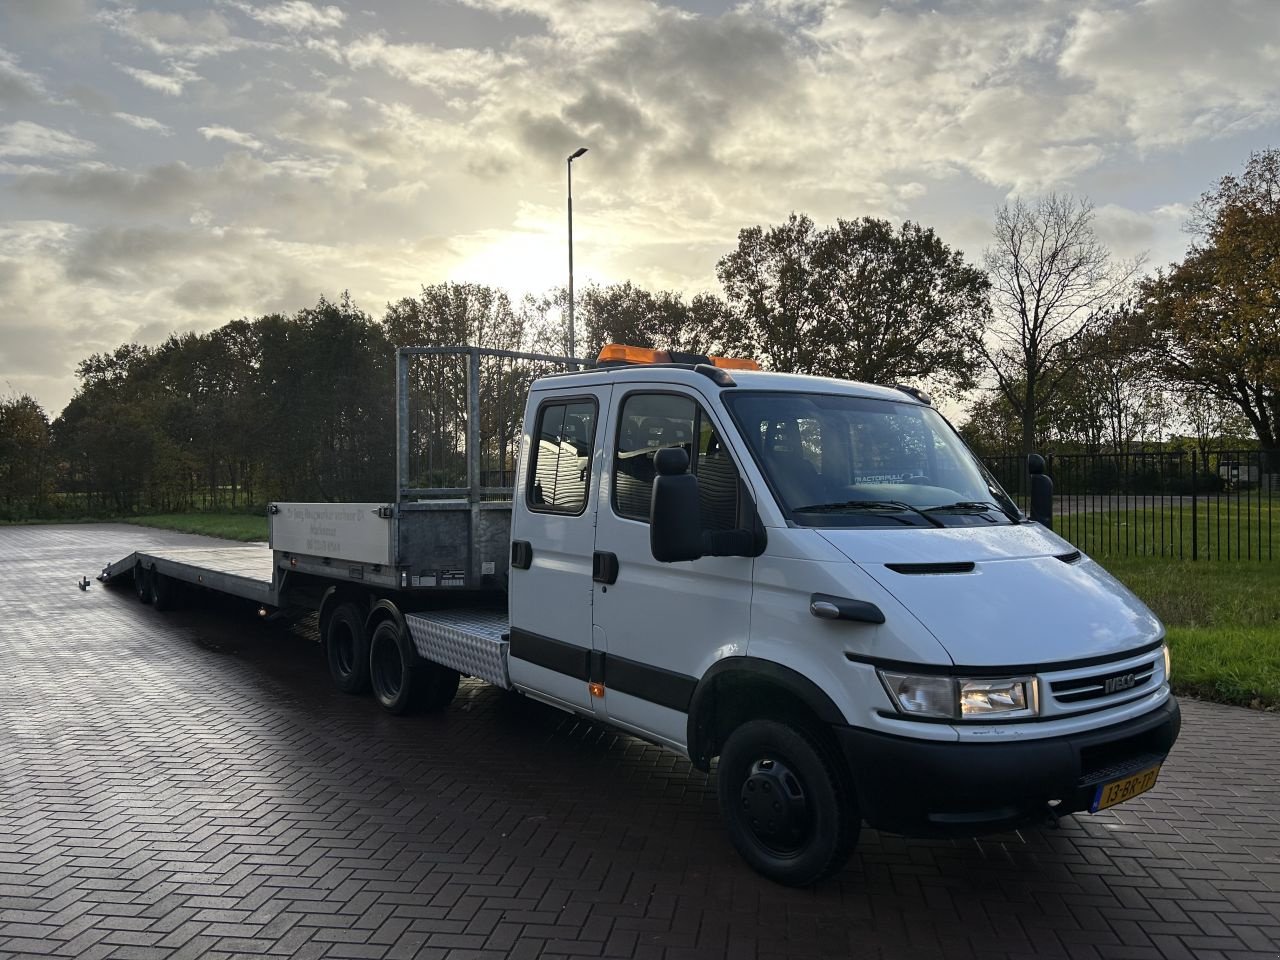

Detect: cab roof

[531,363,927,406]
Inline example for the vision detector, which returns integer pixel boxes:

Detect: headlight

[1162,642,1172,683]
[879,671,1039,720]
[877,672,953,718]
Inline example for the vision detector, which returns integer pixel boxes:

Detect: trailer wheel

[325,603,371,695]
[369,620,416,714]
[716,719,859,887]
[368,620,459,715]
[417,660,460,713]
[134,564,152,604]
[149,572,177,611]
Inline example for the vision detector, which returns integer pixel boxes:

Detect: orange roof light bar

[597,344,668,365]
[596,343,760,370]
[708,355,760,370]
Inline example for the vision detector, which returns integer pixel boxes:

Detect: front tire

[325,603,370,694]
[716,718,859,886]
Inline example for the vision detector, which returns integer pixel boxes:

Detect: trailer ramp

[101,544,276,605]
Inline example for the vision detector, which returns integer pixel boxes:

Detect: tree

[575,282,733,359]
[979,195,1138,454]
[815,218,987,397]
[1135,150,1280,453]
[716,214,988,392]
[0,394,53,517]
[715,213,830,373]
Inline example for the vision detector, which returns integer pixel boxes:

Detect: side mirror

[650,448,703,562]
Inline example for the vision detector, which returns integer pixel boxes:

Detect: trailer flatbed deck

[101,544,277,605]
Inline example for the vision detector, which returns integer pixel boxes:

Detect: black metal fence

[982,449,1279,561]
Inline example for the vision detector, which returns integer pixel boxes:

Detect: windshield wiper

[791,500,945,528]
[923,501,1007,522]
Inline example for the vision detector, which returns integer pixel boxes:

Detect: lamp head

[568,147,588,161]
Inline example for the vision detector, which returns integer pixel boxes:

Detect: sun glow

[448,228,575,299]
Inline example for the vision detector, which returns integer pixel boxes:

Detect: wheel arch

[364,597,406,639]
[686,657,848,772]
[318,585,373,637]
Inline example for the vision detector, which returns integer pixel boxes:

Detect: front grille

[1050,660,1157,705]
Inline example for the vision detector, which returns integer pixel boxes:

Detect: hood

[817,522,1073,565]
[818,528,1163,667]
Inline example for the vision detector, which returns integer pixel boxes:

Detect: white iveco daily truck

[103,345,1180,886]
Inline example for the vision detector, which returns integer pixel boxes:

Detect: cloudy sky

[2,0,1279,416]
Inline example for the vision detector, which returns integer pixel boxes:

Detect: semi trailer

[101,344,1180,886]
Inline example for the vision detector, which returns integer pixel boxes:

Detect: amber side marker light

[589,682,606,698]
[596,343,760,370]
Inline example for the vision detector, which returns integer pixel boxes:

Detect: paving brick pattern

[1,524,1278,960]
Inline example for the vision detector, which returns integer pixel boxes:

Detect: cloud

[0,46,48,107]
[236,1,346,33]
[1059,0,1280,147]
[17,163,205,213]
[113,112,172,135]
[0,121,95,160]
[199,125,265,151]
[344,34,510,90]
[98,7,248,60]
[119,62,199,96]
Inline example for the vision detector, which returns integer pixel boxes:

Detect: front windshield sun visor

[723,391,1021,529]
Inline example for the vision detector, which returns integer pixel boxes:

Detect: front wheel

[716,719,859,886]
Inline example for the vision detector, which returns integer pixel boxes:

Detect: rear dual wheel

[325,603,371,694]
[369,619,459,715]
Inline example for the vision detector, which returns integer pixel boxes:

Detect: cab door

[590,389,754,749]
[508,385,612,711]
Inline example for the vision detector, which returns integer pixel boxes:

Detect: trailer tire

[369,620,417,714]
[325,603,371,695]
[369,620,459,715]
[716,718,859,887]
[149,572,177,611]
[417,660,460,713]
[134,564,152,604]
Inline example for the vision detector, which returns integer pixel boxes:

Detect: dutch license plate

[1090,763,1162,812]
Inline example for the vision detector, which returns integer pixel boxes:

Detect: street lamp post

[566,146,588,361]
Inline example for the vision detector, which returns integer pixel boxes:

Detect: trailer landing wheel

[134,564,152,604]
[325,603,370,695]
[716,719,859,886]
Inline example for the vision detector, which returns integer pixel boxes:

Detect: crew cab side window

[613,392,740,529]
[527,398,597,514]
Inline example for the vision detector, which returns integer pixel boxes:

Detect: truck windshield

[723,391,1018,528]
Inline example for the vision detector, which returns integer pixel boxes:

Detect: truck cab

[505,347,1179,885]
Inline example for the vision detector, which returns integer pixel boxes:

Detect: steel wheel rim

[333,621,356,675]
[371,635,403,701]
[738,755,812,856]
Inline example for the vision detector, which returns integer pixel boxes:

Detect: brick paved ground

[1,524,1278,960]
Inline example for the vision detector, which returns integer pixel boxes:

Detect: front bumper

[836,696,1181,835]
